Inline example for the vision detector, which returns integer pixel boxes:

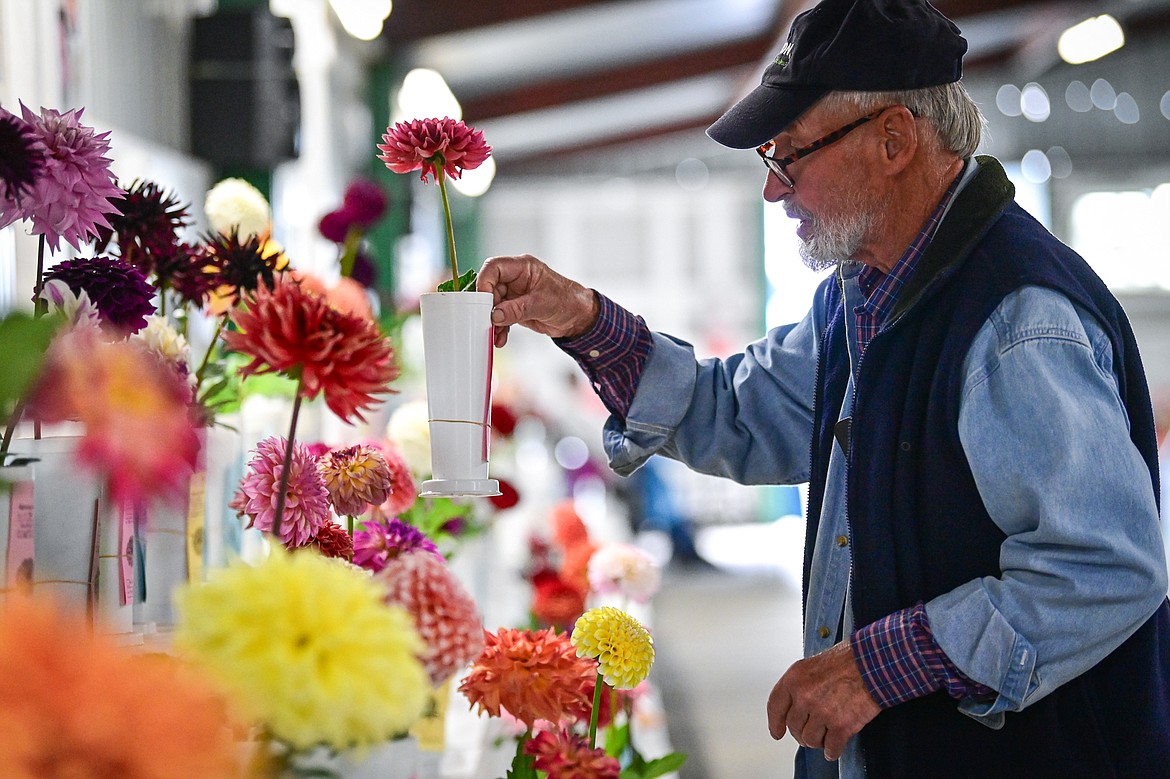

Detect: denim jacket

[602,158,1167,776]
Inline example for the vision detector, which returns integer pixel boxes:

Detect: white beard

[789,186,879,272]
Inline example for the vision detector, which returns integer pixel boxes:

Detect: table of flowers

[0,104,685,778]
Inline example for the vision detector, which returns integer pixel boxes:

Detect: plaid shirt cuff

[851,602,996,709]
[556,292,652,420]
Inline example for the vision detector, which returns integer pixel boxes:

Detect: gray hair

[818,81,986,158]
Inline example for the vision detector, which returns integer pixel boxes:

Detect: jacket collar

[890,155,1016,321]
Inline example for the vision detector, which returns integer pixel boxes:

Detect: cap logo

[775,41,794,68]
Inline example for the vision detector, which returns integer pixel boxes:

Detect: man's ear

[876,105,918,174]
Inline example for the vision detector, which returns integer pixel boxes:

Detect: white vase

[21,435,102,616]
[201,423,244,572]
[135,488,191,631]
[0,457,35,605]
[295,737,421,779]
[95,493,137,639]
[418,291,500,498]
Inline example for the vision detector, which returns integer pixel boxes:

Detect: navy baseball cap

[707,0,967,149]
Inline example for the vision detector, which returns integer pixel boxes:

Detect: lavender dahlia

[12,103,122,252]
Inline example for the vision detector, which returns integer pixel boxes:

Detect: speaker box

[189,8,300,167]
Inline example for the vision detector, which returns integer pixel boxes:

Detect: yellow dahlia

[174,548,429,751]
[459,627,596,730]
[570,607,654,690]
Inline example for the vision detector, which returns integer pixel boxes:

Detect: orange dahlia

[223,275,399,423]
[0,597,237,778]
[524,729,620,779]
[377,549,484,686]
[459,627,596,730]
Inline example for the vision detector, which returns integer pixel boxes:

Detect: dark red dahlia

[201,228,285,296]
[309,520,354,561]
[96,179,191,276]
[0,107,45,203]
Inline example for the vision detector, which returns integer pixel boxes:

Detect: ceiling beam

[380,0,629,44]
[461,35,776,122]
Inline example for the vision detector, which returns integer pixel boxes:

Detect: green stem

[589,670,604,749]
[32,235,45,441]
[271,380,305,542]
[436,164,460,288]
[340,226,362,278]
[193,314,228,390]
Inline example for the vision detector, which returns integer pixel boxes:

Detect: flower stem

[32,236,45,441]
[340,226,362,278]
[436,165,460,288]
[589,670,604,749]
[193,314,227,390]
[271,381,305,542]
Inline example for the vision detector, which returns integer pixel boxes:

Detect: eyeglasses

[756,112,880,188]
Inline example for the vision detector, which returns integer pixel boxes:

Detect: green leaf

[0,312,63,424]
[605,721,630,759]
[436,267,478,293]
[619,752,688,779]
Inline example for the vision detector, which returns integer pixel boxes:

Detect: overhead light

[394,68,462,122]
[1058,14,1124,65]
[451,156,495,198]
[330,0,392,41]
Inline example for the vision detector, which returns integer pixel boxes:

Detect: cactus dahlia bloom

[376,549,484,686]
[9,103,122,251]
[459,627,596,730]
[223,275,399,423]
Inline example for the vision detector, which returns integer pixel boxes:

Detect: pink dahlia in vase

[376,548,484,686]
[230,435,332,548]
[376,117,491,291]
[7,103,122,252]
[223,275,399,423]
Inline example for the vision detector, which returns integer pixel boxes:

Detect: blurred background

[2,1,1169,776]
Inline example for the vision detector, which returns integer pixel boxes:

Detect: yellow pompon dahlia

[0,597,237,779]
[570,607,655,690]
[174,548,430,751]
[459,627,596,730]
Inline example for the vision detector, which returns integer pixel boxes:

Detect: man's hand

[476,254,599,347]
[766,641,881,761]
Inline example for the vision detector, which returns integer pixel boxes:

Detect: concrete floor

[648,520,807,779]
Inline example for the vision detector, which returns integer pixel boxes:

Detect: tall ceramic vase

[418,291,500,498]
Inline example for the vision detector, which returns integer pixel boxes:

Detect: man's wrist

[562,287,600,339]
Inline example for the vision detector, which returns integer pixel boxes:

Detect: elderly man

[477,0,1170,775]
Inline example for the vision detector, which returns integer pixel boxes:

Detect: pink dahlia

[366,439,418,517]
[377,117,491,183]
[353,517,438,574]
[376,549,484,686]
[14,103,122,252]
[230,436,331,547]
[319,444,393,517]
[27,328,199,507]
[0,106,45,208]
[223,276,399,423]
[524,729,620,779]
